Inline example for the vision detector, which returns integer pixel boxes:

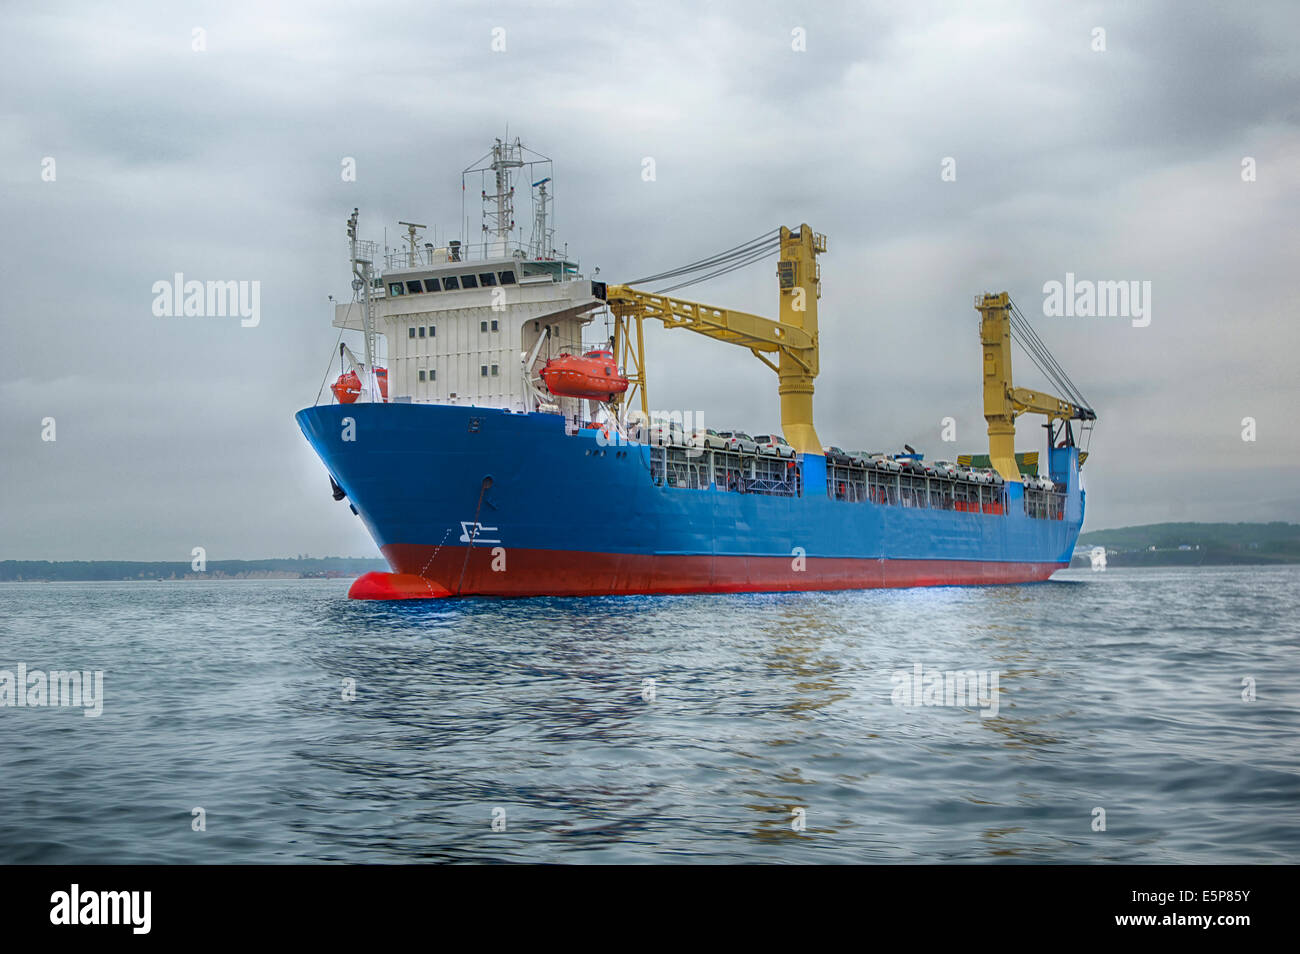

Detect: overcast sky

[2,0,1297,560]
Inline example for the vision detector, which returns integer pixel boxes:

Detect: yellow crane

[598,235,1094,475]
[602,224,827,454]
[976,292,1096,481]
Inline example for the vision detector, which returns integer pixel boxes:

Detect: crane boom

[603,225,826,454]
[601,289,815,367]
[1009,386,1095,422]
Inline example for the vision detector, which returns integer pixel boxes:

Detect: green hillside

[1076,522,1300,565]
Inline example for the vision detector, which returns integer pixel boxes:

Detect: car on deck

[753,434,796,459]
[716,430,758,455]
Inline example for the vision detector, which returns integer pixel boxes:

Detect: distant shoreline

[1073,520,1299,567]
[4,522,1296,580]
[4,565,1296,586]
[0,558,387,583]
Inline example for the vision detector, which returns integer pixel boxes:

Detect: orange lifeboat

[331,370,361,404]
[540,349,629,402]
[330,367,387,404]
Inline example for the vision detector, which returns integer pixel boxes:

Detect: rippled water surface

[1,566,1297,863]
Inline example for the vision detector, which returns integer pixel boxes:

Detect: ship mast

[463,136,555,260]
[398,220,426,269]
[347,208,378,401]
[529,176,552,259]
[482,138,523,257]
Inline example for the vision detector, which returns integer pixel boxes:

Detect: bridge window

[461,274,479,289]
[405,280,423,294]
[388,283,404,296]
[479,272,497,287]
[443,276,460,290]
[498,271,517,285]
[423,278,441,293]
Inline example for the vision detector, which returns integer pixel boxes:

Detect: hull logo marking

[459,521,501,544]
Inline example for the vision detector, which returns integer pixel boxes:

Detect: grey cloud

[1,0,1297,559]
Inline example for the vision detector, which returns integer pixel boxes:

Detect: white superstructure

[332,137,604,415]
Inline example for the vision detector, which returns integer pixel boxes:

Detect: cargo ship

[297,137,1097,599]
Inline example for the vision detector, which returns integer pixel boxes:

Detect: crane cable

[628,229,778,283]
[627,229,781,294]
[655,241,780,294]
[1011,301,1088,407]
[1006,297,1093,414]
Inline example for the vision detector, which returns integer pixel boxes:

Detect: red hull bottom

[347,545,1068,599]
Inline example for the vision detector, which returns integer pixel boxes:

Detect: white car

[646,422,686,447]
[753,434,796,459]
[716,430,758,455]
[688,428,729,451]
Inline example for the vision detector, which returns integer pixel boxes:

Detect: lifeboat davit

[539,349,629,402]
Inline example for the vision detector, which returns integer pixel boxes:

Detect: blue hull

[296,403,1084,597]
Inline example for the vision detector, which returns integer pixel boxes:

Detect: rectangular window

[418,370,426,382]
[498,271,517,285]
[461,274,478,289]
[491,364,499,376]
[406,280,423,294]
[424,278,441,293]
[388,283,404,296]
[479,272,497,287]
[480,320,488,332]
[428,325,435,337]
[419,326,425,337]
[408,327,415,338]
[443,275,460,290]
[490,319,499,332]
[430,369,436,381]
[480,365,488,377]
